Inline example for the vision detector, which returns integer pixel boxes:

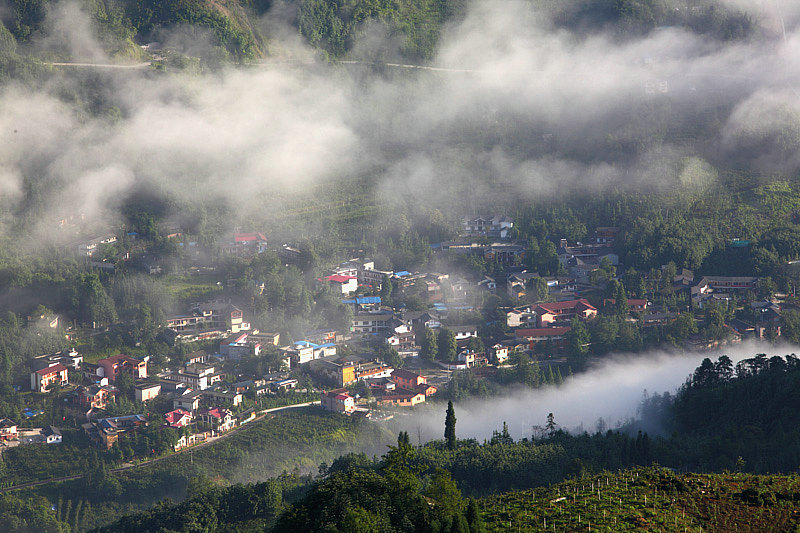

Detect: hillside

[481,467,800,532]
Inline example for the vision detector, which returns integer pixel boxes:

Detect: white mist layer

[398,342,800,443]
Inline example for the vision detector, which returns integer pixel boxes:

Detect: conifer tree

[445,401,457,449]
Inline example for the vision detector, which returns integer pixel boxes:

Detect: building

[0,418,17,442]
[391,369,427,390]
[97,354,148,383]
[76,385,118,409]
[462,215,514,239]
[321,388,356,413]
[31,363,69,392]
[351,311,395,334]
[166,300,249,335]
[134,383,162,402]
[534,300,597,327]
[491,344,510,364]
[516,327,572,351]
[42,426,62,444]
[233,232,268,253]
[197,408,236,433]
[320,274,358,295]
[377,389,427,407]
[164,408,193,428]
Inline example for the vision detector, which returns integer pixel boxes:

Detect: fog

[1,0,800,244]
[396,341,800,443]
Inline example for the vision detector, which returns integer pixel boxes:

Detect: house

[534,300,597,327]
[515,327,572,351]
[332,259,392,290]
[320,275,358,295]
[164,408,193,428]
[391,369,427,389]
[462,215,514,239]
[161,363,221,391]
[402,311,441,330]
[594,227,620,246]
[457,350,477,368]
[478,275,497,294]
[166,300,249,335]
[451,325,479,341]
[491,344,510,364]
[97,354,147,382]
[0,418,17,441]
[507,306,537,328]
[77,385,118,409]
[233,232,268,253]
[691,276,759,304]
[390,369,436,397]
[197,407,236,433]
[135,383,162,402]
[30,363,69,392]
[602,299,649,313]
[321,389,355,413]
[173,390,202,412]
[385,319,416,352]
[377,389,427,407]
[484,243,525,264]
[351,310,395,334]
[42,426,62,444]
[92,414,148,448]
[506,272,541,300]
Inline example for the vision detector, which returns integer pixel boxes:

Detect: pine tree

[445,401,457,450]
[546,412,557,437]
[437,327,457,362]
[420,328,438,361]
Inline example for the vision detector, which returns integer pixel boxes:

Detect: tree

[566,318,590,369]
[375,344,402,369]
[613,281,629,318]
[419,328,437,361]
[525,276,549,302]
[545,412,557,437]
[444,401,457,450]
[379,275,393,302]
[437,327,457,362]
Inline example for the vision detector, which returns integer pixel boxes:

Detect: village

[0,214,788,464]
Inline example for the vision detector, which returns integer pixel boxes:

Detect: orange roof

[34,364,68,376]
[516,327,572,337]
[536,299,596,313]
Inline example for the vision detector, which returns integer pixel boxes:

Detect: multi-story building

[97,354,148,382]
[30,363,69,392]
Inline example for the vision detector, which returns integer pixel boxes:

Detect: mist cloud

[4,0,800,242]
[397,342,800,443]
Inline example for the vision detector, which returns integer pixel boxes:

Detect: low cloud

[397,342,800,443]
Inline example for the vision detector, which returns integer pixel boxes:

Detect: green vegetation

[481,467,800,532]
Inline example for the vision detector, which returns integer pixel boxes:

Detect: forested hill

[0,0,763,67]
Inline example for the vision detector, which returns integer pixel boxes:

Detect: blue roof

[394,271,411,277]
[342,296,381,305]
[317,342,336,349]
[294,341,319,348]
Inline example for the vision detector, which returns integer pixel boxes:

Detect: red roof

[234,232,267,243]
[34,363,68,376]
[516,327,572,338]
[200,407,229,419]
[324,275,356,283]
[98,354,144,366]
[391,369,423,381]
[164,409,191,424]
[536,299,596,313]
[334,393,351,401]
